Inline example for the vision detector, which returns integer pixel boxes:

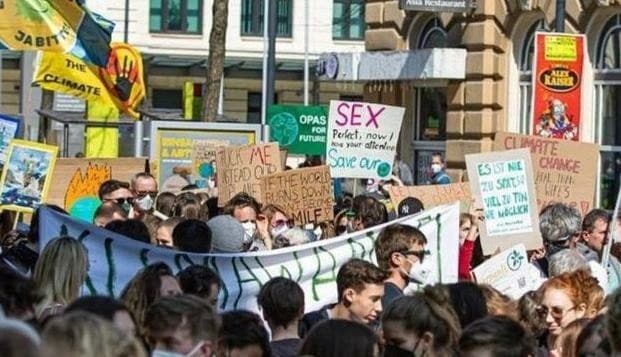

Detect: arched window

[594,14,621,208]
[517,21,546,134]
[418,18,448,49]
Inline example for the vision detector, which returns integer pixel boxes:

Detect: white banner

[39,203,459,313]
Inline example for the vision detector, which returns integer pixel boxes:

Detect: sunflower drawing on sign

[99,43,145,118]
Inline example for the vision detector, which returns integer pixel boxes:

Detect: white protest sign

[326,100,404,179]
[39,204,459,314]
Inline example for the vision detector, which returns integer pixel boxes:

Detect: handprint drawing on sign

[111,54,138,102]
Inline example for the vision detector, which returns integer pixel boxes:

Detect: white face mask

[152,341,205,357]
[270,223,289,238]
[402,258,431,285]
[241,221,256,242]
[431,163,442,174]
[136,194,154,211]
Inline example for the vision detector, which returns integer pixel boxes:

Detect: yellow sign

[544,35,577,62]
[86,102,119,158]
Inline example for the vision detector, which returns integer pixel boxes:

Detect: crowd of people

[0,154,621,356]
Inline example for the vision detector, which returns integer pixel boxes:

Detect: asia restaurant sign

[399,0,476,12]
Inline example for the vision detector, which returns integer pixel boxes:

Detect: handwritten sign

[494,132,598,216]
[466,149,542,255]
[268,105,328,155]
[191,140,229,189]
[260,166,335,226]
[326,100,404,179]
[216,143,282,206]
[388,183,471,211]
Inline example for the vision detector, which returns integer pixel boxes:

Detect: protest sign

[472,244,543,299]
[0,140,58,213]
[260,166,335,226]
[494,132,598,216]
[0,114,21,166]
[39,203,460,313]
[191,140,228,189]
[466,149,542,255]
[326,100,404,179]
[216,143,282,206]
[532,32,585,141]
[388,183,471,211]
[268,105,327,155]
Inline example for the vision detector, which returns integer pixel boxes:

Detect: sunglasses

[541,305,576,320]
[110,197,134,205]
[401,249,429,263]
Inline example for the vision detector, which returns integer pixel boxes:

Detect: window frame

[240,0,293,38]
[149,0,203,34]
[332,0,365,41]
[517,20,547,135]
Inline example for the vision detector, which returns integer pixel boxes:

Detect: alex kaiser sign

[399,0,476,12]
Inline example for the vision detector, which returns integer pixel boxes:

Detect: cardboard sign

[0,114,21,166]
[472,244,544,299]
[326,100,404,179]
[260,166,335,226]
[532,33,585,141]
[216,143,282,206]
[191,140,229,189]
[268,105,328,155]
[494,132,598,216]
[388,183,471,211]
[466,149,542,255]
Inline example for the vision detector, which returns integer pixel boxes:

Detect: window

[152,89,183,109]
[417,18,447,49]
[247,92,262,124]
[241,0,292,37]
[333,0,365,40]
[517,21,546,134]
[150,0,202,34]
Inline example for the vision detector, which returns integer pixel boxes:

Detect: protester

[300,258,388,336]
[0,265,42,321]
[351,195,387,231]
[444,282,488,328]
[459,316,535,357]
[548,249,591,277]
[155,191,176,218]
[33,236,88,321]
[93,201,128,227]
[0,230,38,276]
[207,215,250,253]
[172,192,204,220]
[374,224,428,308]
[218,310,271,357]
[177,265,221,307]
[397,196,424,217]
[130,172,158,219]
[392,154,414,185]
[480,285,519,321]
[0,318,40,357]
[260,204,313,248]
[333,208,354,236]
[550,318,590,357]
[144,295,219,357]
[518,290,548,341]
[98,179,135,215]
[172,219,212,253]
[298,319,380,357]
[105,219,152,244]
[257,277,304,357]
[607,286,621,355]
[222,192,271,250]
[382,288,461,357]
[535,203,582,275]
[428,152,451,185]
[576,315,612,356]
[155,216,185,247]
[458,213,478,280]
[65,296,137,336]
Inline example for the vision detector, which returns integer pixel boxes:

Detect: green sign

[268,105,327,155]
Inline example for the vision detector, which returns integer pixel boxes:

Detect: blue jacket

[430,171,451,185]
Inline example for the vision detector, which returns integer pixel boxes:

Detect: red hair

[543,270,598,307]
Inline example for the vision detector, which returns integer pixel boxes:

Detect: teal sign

[268,105,327,155]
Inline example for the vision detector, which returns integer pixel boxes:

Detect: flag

[0,0,113,67]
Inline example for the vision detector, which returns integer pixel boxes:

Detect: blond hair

[42,311,146,357]
[33,236,88,317]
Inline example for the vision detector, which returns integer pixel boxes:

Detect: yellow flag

[86,102,119,158]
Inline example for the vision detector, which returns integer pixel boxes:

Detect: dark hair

[336,259,389,303]
[577,315,612,357]
[375,224,427,270]
[218,310,270,356]
[446,282,488,328]
[607,286,621,353]
[222,192,261,217]
[0,265,43,319]
[353,195,387,229]
[98,180,130,200]
[155,192,176,217]
[172,219,212,253]
[65,295,134,322]
[145,295,220,345]
[459,316,535,357]
[518,290,547,338]
[177,265,221,303]
[105,219,151,244]
[582,209,611,232]
[0,320,39,357]
[432,152,445,164]
[172,192,203,219]
[298,319,379,357]
[257,277,304,329]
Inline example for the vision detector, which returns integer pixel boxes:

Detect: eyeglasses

[136,190,158,198]
[401,249,429,263]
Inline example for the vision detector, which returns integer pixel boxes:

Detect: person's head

[539,203,582,255]
[261,204,290,236]
[42,311,146,357]
[459,213,475,242]
[93,201,128,227]
[172,219,212,253]
[33,236,88,313]
[156,216,186,247]
[207,215,250,253]
[375,224,428,285]
[336,258,389,324]
[430,152,445,174]
[334,209,354,236]
[299,319,380,357]
[98,180,134,213]
[577,315,612,357]
[552,318,591,357]
[0,265,42,320]
[257,277,304,331]
[382,286,461,356]
[105,219,151,244]
[445,282,488,328]
[218,310,270,357]
[352,195,387,231]
[172,192,203,220]
[397,197,425,217]
[65,296,137,336]
[518,290,548,338]
[582,209,611,254]
[223,192,261,224]
[156,192,177,217]
[607,285,621,354]
[479,285,519,321]
[541,270,597,337]
[548,249,591,277]
[177,265,221,307]
[120,262,181,334]
[585,279,605,318]
[145,295,219,357]
[0,318,40,357]
[459,316,535,357]
[131,172,158,213]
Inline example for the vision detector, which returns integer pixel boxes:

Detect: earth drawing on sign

[270,112,299,146]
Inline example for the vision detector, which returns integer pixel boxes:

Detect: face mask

[241,222,256,242]
[431,164,442,174]
[403,259,430,285]
[152,341,205,357]
[136,194,154,211]
[270,224,289,238]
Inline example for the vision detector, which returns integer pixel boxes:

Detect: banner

[260,166,335,226]
[34,42,145,117]
[466,149,543,255]
[268,105,328,155]
[494,132,598,216]
[0,0,113,67]
[327,100,404,179]
[39,203,460,313]
[388,183,471,211]
[216,143,282,206]
[532,32,585,141]
[192,140,229,189]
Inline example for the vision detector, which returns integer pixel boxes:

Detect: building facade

[361,0,621,208]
